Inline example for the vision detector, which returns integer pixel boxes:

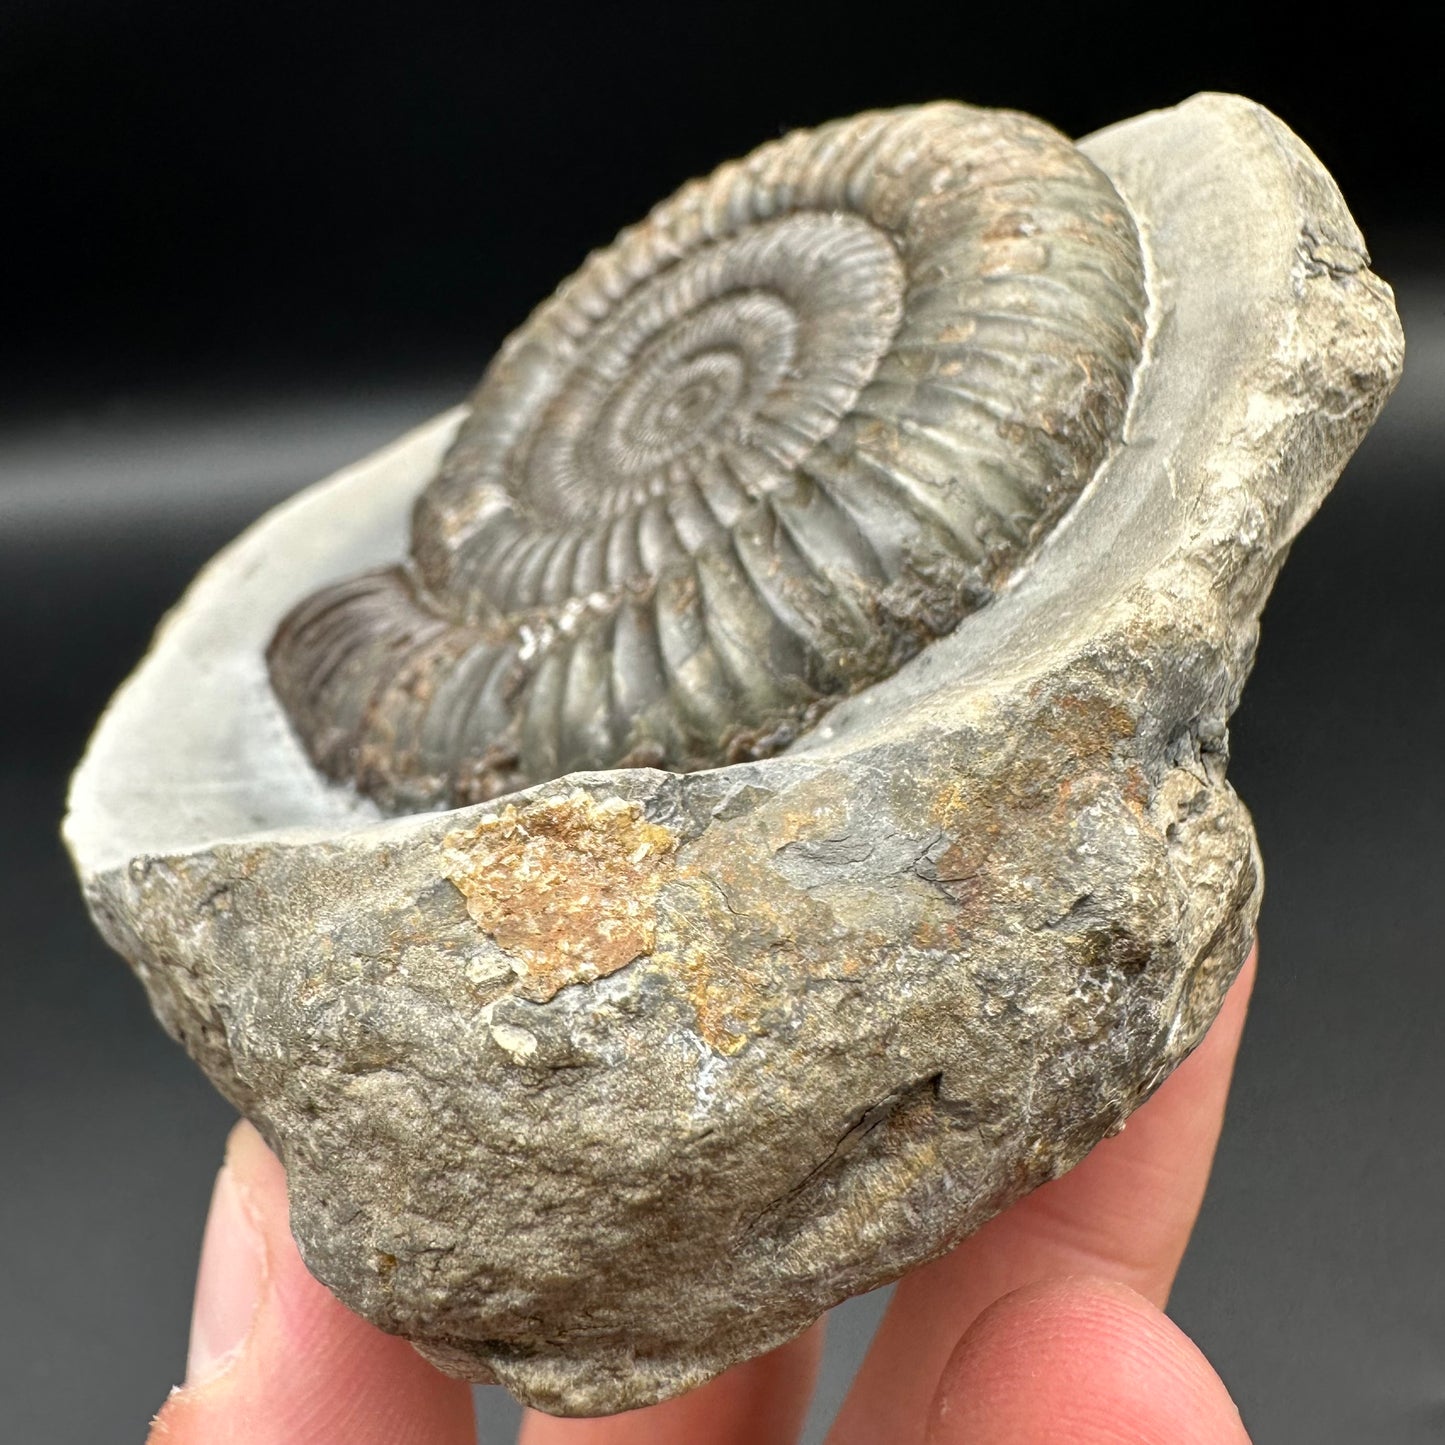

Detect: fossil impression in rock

[66,95,1402,1415]
[266,105,1145,811]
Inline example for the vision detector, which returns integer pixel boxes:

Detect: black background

[3,5,1442,1442]
[7,3,1440,402]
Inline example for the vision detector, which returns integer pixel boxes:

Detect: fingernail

[185,1156,266,1386]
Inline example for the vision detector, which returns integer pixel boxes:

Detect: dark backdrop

[3,6,1442,1442]
[6,3,1439,400]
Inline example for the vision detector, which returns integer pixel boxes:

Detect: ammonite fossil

[267,104,1146,810]
[67,94,1401,1415]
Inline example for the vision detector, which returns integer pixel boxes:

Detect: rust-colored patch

[1042,693,1137,756]
[909,692,1146,953]
[664,898,769,1056]
[661,869,867,1057]
[442,791,677,1003]
[658,779,883,1055]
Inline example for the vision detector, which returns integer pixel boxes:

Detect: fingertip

[927,1276,1251,1445]
[1189,940,1257,1075]
[148,1120,476,1445]
[183,1129,268,1388]
[222,1119,287,1200]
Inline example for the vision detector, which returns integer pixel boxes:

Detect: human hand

[147,947,1258,1444]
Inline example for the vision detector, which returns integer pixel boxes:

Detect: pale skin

[149,946,1259,1445]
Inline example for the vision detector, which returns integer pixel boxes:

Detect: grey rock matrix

[66,94,1402,1414]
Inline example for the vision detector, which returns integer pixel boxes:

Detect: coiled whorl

[268,103,1147,811]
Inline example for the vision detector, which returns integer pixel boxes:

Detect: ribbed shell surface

[268,103,1147,811]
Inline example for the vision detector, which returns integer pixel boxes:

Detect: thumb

[148,1121,476,1445]
[927,1276,1251,1444]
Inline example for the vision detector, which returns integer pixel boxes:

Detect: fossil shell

[66,95,1403,1416]
[267,105,1146,810]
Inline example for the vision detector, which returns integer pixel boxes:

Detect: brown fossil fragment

[66,95,1402,1415]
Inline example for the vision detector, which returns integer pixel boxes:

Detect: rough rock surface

[65,94,1402,1415]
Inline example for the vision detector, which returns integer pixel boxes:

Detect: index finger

[828,942,1259,1445]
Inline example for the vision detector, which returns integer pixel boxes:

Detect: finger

[830,944,1257,1444]
[518,1321,824,1445]
[927,1276,1251,1444]
[148,1121,476,1445]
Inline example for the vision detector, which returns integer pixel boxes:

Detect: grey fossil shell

[66,95,1403,1416]
[267,104,1146,810]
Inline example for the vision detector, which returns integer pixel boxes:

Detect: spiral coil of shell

[268,103,1147,813]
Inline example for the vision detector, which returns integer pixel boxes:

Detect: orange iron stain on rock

[442,791,677,1003]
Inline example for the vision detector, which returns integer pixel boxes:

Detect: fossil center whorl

[425,211,907,606]
[268,103,1148,813]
